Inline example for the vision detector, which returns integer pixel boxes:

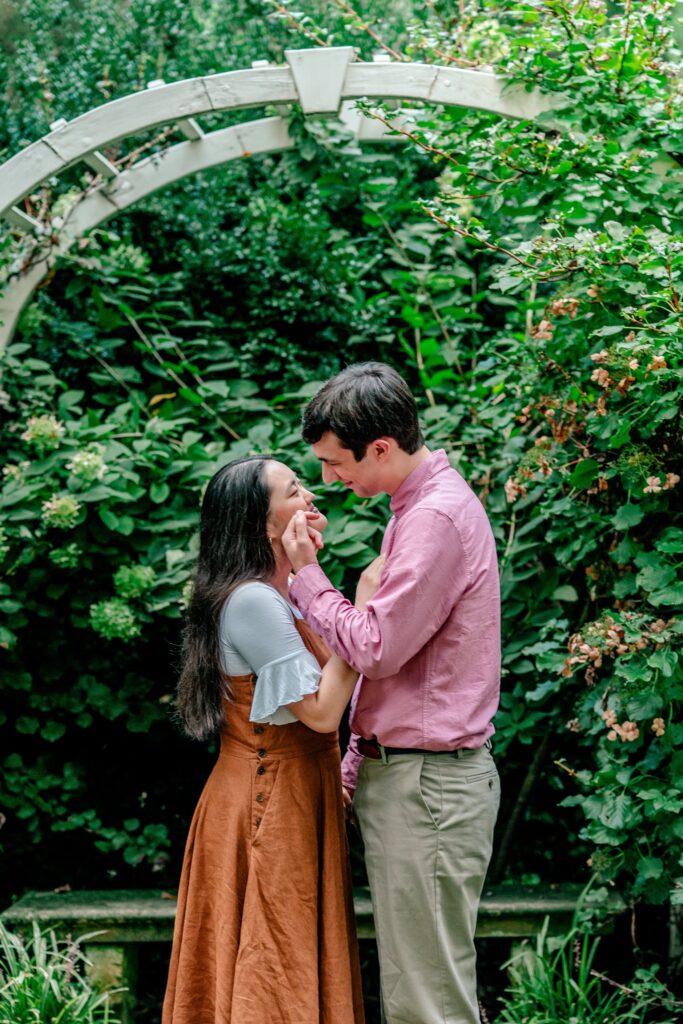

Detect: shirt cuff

[288,562,334,615]
[341,733,363,794]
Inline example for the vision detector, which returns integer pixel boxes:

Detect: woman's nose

[303,487,315,503]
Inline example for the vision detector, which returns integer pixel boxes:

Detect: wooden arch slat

[0,48,555,350]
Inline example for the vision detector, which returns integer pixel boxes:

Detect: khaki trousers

[354,746,500,1024]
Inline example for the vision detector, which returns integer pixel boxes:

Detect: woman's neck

[268,558,292,601]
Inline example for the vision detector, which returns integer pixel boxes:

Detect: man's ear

[370,438,393,461]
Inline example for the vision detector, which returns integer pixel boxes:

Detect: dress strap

[294,618,331,668]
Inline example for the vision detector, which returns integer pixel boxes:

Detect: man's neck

[386,445,432,496]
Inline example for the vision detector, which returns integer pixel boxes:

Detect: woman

[162,455,370,1024]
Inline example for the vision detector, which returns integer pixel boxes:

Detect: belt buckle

[359,737,388,763]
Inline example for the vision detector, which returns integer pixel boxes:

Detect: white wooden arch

[0,47,553,351]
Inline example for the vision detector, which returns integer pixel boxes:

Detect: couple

[162,362,501,1024]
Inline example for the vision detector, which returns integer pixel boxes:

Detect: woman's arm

[286,654,358,733]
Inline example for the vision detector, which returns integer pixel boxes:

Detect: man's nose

[321,464,335,484]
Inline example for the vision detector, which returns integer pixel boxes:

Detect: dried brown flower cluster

[564,614,675,685]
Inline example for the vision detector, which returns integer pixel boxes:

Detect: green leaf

[58,390,85,409]
[599,793,640,831]
[625,691,664,720]
[116,516,136,536]
[179,387,203,406]
[99,508,119,531]
[400,305,424,328]
[636,856,663,882]
[608,421,631,449]
[552,585,578,602]
[636,564,676,593]
[568,459,600,489]
[648,582,683,607]
[525,679,560,702]
[612,503,644,529]
[41,721,66,742]
[646,649,678,679]
[592,325,623,338]
[15,717,40,735]
[150,482,170,504]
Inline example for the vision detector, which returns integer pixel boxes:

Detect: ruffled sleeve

[250,649,322,725]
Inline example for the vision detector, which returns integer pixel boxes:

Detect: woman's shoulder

[223,581,291,620]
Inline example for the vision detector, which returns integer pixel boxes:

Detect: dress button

[257,749,267,759]
[254,725,265,735]
[256,793,264,802]
[256,765,266,776]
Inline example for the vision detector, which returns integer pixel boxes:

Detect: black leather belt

[357,736,479,761]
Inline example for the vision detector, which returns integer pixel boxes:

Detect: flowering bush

[66,444,107,483]
[89,599,141,642]
[41,494,82,529]
[20,414,65,452]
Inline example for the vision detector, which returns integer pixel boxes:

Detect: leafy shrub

[498,917,681,1024]
[0,920,120,1024]
[0,0,680,926]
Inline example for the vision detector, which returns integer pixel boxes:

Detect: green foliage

[498,915,681,1023]
[0,920,120,1024]
[0,0,681,923]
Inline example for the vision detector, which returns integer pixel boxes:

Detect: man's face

[312,432,384,497]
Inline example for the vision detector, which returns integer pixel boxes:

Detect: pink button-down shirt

[289,449,500,791]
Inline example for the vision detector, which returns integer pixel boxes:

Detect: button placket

[252,749,276,837]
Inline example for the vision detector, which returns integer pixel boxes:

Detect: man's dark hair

[302,362,423,461]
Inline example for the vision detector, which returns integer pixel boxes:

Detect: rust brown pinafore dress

[162,619,365,1024]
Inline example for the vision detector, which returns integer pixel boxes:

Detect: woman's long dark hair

[176,456,276,740]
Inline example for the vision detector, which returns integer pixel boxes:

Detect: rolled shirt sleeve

[289,507,471,679]
[341,731,363,793]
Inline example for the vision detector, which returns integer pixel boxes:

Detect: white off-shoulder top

[218,582,321,726]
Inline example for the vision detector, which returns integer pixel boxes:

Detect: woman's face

[265,461,327,542]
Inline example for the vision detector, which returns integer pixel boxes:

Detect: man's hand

[355,554,385,611]
[282,510,323,572]
[342,786,356,824]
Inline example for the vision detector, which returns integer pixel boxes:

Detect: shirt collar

[390,449,449,517]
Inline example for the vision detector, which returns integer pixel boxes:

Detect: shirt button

[255,817,262,828]
[254,725,265,735]
[255,793,264,802]
[257,749,267,759]
[256,765,266,776]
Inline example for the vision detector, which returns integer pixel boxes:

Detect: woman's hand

[355,554,385,611]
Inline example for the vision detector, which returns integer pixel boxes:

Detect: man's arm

[285,506,471,678]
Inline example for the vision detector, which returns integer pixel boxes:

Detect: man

[282,362,500,1024]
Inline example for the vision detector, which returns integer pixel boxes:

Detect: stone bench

[1,883,624,1023]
